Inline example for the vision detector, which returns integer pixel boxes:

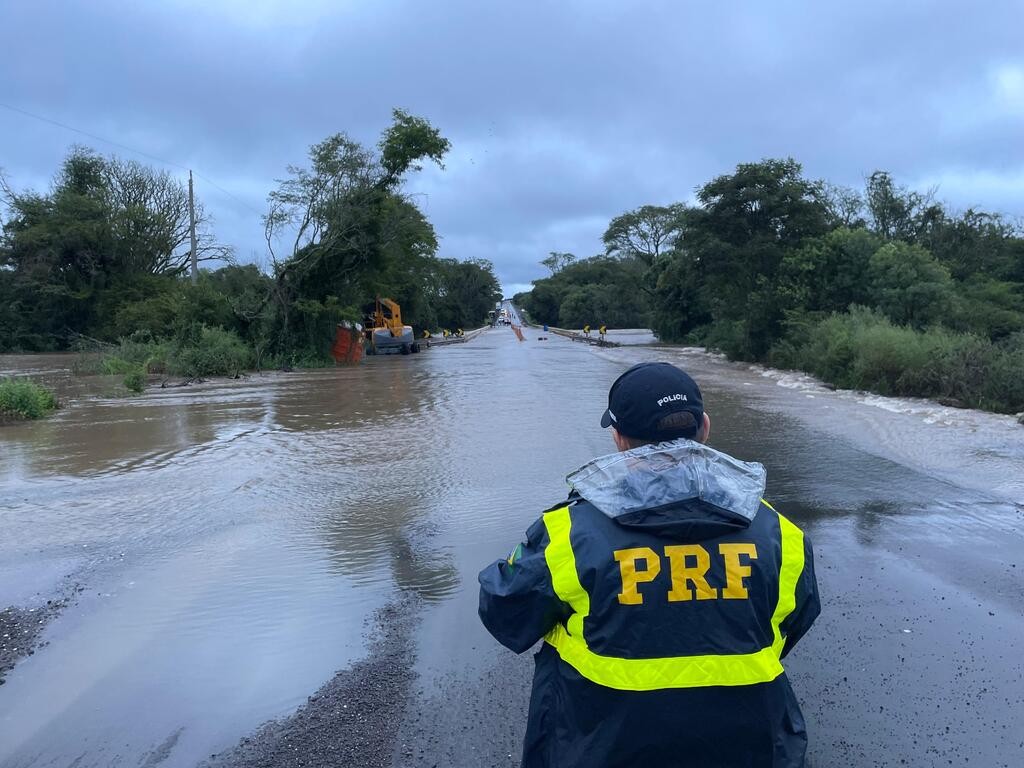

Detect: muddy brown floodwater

[1,325,1022,767]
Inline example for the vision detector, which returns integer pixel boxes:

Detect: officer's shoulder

[758,499,810,538]
[539,491,594,517]
[527,495,586,539]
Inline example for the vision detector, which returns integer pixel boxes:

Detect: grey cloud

[2,0,1022,293]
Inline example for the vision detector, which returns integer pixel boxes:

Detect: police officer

[478,362,820,767]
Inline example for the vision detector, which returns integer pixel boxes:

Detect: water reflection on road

[0,353,468,766]
[1,328,1023,767]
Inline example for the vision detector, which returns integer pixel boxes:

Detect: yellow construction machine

[364,297,419,355]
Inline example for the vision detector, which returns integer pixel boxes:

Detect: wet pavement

[1,326,1022,767]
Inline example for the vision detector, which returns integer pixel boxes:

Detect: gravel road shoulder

[206,595,420,768]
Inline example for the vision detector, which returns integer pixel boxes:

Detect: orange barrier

[331,325,365,364]
[511,324,525,342]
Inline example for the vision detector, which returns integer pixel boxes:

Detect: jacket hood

[566,439,767,540]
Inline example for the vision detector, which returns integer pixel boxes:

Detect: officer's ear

[696,413,711,444]
[611,427,630,453]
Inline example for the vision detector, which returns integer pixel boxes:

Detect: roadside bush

[0,378,59,421]
[172,326,253,378]
[115,336,172,369]
[980,334,1024,412]
[701,320,752,360]
[100,356,138,375]
[847,318,936,395]
[78,330,253,380]
[143,355,167,375]
[775,308,1024,413]
[123,367,146,393]
[88,337,172,377]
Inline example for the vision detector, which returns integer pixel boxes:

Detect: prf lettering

[613,543,758,604]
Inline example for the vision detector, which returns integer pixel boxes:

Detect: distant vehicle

[364,297,419,355]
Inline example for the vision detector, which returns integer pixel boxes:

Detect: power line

[0,101,265,217]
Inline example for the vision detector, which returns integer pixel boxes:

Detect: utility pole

[188,170,198,285]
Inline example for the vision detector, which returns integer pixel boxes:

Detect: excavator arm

[379,299,402,328]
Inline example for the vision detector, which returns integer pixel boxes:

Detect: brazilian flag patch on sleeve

[507,543,523,567]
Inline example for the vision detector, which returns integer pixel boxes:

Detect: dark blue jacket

[479,441,820,768]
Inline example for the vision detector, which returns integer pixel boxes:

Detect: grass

[0,378,59,422]
[769,307,1024,414]
[75,326,255,382]
[123,368,147,393]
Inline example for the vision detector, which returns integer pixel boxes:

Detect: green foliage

[88,327,249,380]
[540,251,576,275]
[431,259,502,330]
[650,158,831,356]
[771,308,1024,413]
[780,228,879,314]
[921,209,1022,281]
[0,378,58,421]
[379,108,451,179]
[0,147,230,350]
[864,170,939,242]
[263,111,455,357]
[520,255,650,328]
[559,283,651,329]
[521,157,1024,414]
[171,326,253,378]
[87,336,171,373]
[603,204,686,265]
[101,356,138,375]
[950,277,1024,339]
[2,111,500,371]
[123,367,146,393]
[868,242,954,328]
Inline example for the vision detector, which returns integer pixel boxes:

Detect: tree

[603,204,687,266]
[780,227,880,314]
[519,255,651,329]
[821,183,866,229]
[540,251,576,275]
[433,258,501,329]
[1,150,118,345]
[868,242,954,328]
[918,208,1022,282]
[104,157,230,276]
[657,158,831,356]
[370,198,443,331]
[648,248,710,342]
[0,148,231,348]
[864,170,939,242]
[262,110,450,356]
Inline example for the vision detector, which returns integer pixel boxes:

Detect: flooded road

[1,328,1022,767]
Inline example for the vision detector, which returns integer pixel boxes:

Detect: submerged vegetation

[1,110,501,373]
[517,160,1024,414]
[0,378,58,421]
[83,328,255,384]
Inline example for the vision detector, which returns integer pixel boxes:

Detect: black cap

[600,362,704,441]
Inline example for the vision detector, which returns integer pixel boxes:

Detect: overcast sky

[2,0,1023,294]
